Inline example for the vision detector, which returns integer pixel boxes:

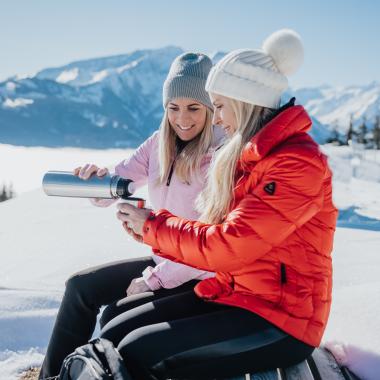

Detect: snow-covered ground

[0,143,133,195]
[0,143,380,379]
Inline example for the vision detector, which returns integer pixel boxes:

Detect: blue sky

[1,0,378,88]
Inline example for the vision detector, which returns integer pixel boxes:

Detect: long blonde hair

[157,107,214,185]
[196,99,275,223]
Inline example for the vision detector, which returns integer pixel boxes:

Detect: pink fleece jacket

[110,127,223,290]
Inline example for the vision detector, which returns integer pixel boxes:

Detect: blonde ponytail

[196,100,274,223]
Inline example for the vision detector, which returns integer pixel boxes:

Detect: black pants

[40,256,314,379]
[100,290,315,380]
[39,256,198,379]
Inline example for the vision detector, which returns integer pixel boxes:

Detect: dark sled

[216,348,360,380]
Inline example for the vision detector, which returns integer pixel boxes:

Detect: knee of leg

[117,327,156,377]
[99,302,118,329]
[118,324,165,362]
[64,272,92,303]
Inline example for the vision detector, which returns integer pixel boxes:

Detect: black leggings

[100,291,314,380]
[40,256,314,380]
[39,256,198,379]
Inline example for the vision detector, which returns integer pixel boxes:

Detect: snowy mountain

[0,46,379,148]
[0,47,183,148]
[287,82,380,134]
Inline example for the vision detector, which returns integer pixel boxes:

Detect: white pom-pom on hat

[262,29,304,76]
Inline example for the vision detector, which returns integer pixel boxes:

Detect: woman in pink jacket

[39,52,223,379]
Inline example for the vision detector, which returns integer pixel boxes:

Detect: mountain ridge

[1,46,378,148]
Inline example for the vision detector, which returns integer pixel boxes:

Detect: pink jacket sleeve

[114,131,158,189]
[141,259,214,290]
[90,131,158,208]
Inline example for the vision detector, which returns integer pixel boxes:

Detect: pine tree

[327,126,341,145]
[357,117,368,144]
[0,184,7,202]
[0,183,15,202]
[346,115,355,145]
[373,115,380,150]
[8,183,14,199]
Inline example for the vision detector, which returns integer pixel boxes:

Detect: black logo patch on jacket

[264,182,276,195]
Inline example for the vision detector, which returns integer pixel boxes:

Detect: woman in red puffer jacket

[106,29,338,380]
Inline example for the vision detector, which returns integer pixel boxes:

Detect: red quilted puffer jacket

[143,104,338,347]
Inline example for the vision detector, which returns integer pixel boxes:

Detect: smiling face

[210,93,238,136]
[167,98,208,141]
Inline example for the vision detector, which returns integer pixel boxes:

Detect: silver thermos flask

[42,171,146,208]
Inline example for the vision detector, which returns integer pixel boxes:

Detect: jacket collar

[241,99,312,163]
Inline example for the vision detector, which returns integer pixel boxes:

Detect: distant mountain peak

[34,46,184,88]
[1,46,379,148]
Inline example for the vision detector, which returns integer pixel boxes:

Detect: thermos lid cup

[118,198,146,209]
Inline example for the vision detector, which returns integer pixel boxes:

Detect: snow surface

[2,98,34,109]
[1,143,380,379]
[56,68,79,84]
[0,144,133,195]
[5,82,16,93]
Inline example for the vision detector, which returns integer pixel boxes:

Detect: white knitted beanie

[205,29,304,108]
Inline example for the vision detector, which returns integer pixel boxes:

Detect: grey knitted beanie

[163,52,213,109]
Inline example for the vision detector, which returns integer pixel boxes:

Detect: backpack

[58,338,132,380]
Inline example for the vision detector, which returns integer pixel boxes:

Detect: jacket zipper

[166,159,175,186]
[279,263,287,305]
[280,263,287,284]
